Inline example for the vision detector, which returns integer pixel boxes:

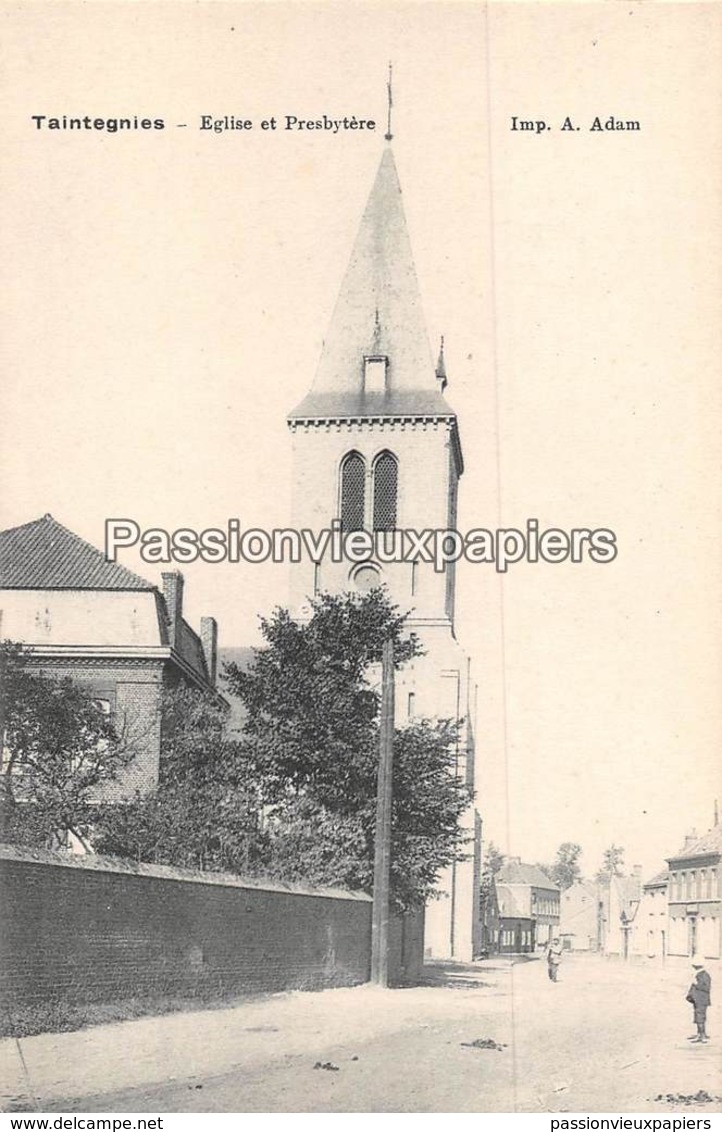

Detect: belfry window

[373,451,398,531]
[340,452,366,532]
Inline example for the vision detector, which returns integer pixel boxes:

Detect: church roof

[288,388,456,423]
[0,514,154,591]
[289,146,453,421]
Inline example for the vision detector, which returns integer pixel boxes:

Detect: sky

[1,2,720,881]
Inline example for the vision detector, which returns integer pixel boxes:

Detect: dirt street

[3,954,720,1113]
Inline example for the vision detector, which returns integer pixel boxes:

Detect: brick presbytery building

[0,514,222,794]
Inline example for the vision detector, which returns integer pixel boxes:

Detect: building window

[372,451,398,531]
[706,869,713,899]
[407,692,416,718]
[351,562,381,592]
[340,452,366,532]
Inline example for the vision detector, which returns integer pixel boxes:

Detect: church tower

[287,143,481,961]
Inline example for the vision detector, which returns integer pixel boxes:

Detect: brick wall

[0,847,374,1009]
[24,657,164,795]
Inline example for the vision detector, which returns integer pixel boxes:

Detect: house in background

[632,869,669,960]
[599,869,642,958]
[666,822,721,961]
[496,858,560,952]
[496,883,534,953]
[479,875,501,956]
[0,514,222,795]
[559,879,602,952]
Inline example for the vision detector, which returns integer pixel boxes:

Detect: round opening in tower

[351,562,382,593]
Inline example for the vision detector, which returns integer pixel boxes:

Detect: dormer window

[364,355,388,394]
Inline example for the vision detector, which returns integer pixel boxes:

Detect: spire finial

[436,334,447,391]
[385,62,393,142]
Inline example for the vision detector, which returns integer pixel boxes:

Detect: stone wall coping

[0,842,372,903]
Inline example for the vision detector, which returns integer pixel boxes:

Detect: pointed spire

[310,147,435,395]
[436,335,448,392]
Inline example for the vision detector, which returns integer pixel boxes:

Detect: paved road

[3,955,720,1112]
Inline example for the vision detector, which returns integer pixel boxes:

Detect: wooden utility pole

[0,612,5,767]
[371,637,395,986]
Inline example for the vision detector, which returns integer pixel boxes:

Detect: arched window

[340,452,365,532]
[373,451,398,531]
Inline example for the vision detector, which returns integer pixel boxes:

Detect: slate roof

[643,869,670,889]
[497,859,560,891]
[613,874,642,912]
[668,824,722,862]
[288,389,457,422]
[496,883,532,920]
[0,515,216,692]
[309,148,436,399]
[177,621,210,684]
[287,146,464,474]
[0,515,154,591]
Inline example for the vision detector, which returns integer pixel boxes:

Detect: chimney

[161,571,184,649]
[684,829,698,850]
[200,616,218,686]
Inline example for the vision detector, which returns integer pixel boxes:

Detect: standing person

[686,961,711,1043]
[546,937,563,982]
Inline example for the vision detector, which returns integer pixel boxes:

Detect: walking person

[546,937,563,982]
[686,960,711,1043]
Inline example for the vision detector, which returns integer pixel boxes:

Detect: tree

[481,841,505,889]
[596,843,625,883]
[225,590,473,910]
[479,840,505,912]
[539,842,582,890]
[93,684,263,872]
[0,643,134,849]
